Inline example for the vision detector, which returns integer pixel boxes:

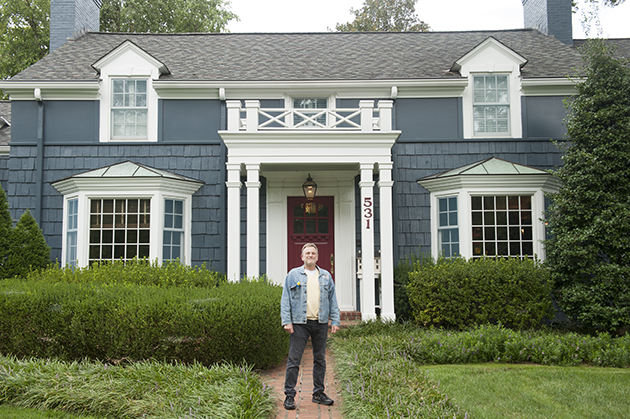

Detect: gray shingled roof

[0,101,10,146]
[11,29,587,82]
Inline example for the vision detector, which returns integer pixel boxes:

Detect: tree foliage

[545,39,630,334]
[4,209,51,279]
[99,0,237,33]
[0,0,49,82]
[334,0,429,32]
[0,185,13,279]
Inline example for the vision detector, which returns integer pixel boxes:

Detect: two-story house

[2,0,627,321]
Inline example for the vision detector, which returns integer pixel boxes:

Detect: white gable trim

[454,38,528,140]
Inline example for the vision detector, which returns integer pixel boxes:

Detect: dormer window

[473,75,510,135]
[112,79,148,139]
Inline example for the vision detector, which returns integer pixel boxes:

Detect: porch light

[302,174,317,200]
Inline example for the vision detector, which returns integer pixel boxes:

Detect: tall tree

[0,0,49,81]
[100,0,237,33]
[545,39,630,334]
[573,0,627,37]
[334,0,429,32]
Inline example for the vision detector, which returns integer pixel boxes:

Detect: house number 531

[364,197,373,229]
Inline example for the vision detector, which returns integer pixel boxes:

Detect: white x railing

[226,100,393,133]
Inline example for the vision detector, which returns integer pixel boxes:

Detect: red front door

[287,196,335,279]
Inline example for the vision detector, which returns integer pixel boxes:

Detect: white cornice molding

[219,130,401,165]
[521,78,579,96]
[153,79,468,100]
[0,145,9,156]
[418,174,561,193]
[0,81,100,100]
[52,177,203,196]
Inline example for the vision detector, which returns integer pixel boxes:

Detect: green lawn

[424,363,630,419]
[0,405,98,418]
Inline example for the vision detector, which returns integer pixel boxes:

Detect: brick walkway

[258,341,343,419]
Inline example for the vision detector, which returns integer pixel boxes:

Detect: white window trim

[93,41,166,143]
[454,37,526,139]
[58,185,196,268]
[429,187,548,260]
[284,93,337,128]
[99,74,158,142]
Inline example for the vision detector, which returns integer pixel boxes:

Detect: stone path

[258,341,343,419]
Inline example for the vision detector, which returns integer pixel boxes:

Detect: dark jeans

[284,320,328,397]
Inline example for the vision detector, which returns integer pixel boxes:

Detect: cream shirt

[305,268,320,320]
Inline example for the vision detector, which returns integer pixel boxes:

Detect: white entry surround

[219,99,400,321]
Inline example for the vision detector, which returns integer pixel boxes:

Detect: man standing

[280,242,340,411]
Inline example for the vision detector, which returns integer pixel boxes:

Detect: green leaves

[99,0,238,33]
[406,256,554,330]
[333,0,430,32]
[546,39,630,334]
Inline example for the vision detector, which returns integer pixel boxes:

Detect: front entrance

[287,196,335,278]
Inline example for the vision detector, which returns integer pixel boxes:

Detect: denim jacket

[280,265,340,327]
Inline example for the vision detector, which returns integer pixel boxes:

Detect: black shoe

[284,395,296,410]
[312,391,334,406]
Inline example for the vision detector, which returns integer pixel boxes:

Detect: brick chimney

[522,0,573,45]
[50,0,102,52]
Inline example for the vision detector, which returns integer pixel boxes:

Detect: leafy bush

[0,277,287,369]
[0,185,11,279]
[393,250,433,323]
[334,321,630,368]
[0,355,274,418]
[26,258,227,288]
[406,256,554,330]
[331,324,467,419]
[4,210,52,279]
[545,39,630,335]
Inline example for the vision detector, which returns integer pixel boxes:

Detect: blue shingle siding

[5,144,225,270]
[392,140,564,260]
[0,156,9,192]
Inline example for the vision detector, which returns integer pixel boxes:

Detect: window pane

[305,219,316,234]
[319,219,328,234]
[469,195,535,260]
[89,197,152,264]
[293,219,303,234]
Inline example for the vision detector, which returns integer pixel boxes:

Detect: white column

[245,100,260,132]
[226,163,242,282]
[360,163,376,320]
[360,100,374,132]
[226,100,242,132]
[377,100,393,132]
[378,163,396,321]
[246,164,260,279]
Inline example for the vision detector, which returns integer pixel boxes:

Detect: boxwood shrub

[0,276,287,369]
[406,256,554,330]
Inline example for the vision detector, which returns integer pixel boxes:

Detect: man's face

[301,246,319,267]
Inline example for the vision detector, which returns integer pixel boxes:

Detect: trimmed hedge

[26,259,227,288]
[406,256,554,330]
[0,278,288,369]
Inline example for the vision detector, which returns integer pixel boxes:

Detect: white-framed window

[419,158,559,261]
[438,196,459,257]
[292,98,328,127]
[88,198,151,264]
[66,198,78,267]
[163,198,184,262]
[473,75,510,135]
[471,195,533,258]
[111,79,148,140]
[53,162,203,267]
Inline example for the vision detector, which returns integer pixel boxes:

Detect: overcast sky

[227,0,630,39]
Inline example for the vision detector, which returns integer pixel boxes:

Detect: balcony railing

[226,100,394,133]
